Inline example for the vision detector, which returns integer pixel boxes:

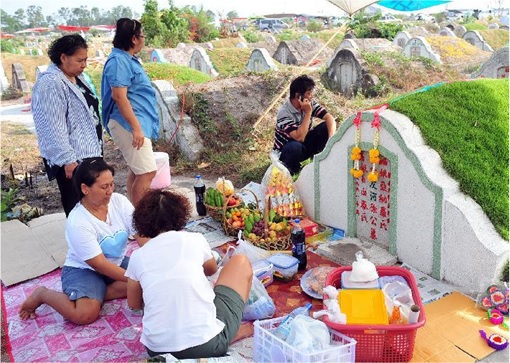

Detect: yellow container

[339,289,389,325]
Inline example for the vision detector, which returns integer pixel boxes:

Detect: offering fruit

[216,177,235,196]
[205,187,241,208]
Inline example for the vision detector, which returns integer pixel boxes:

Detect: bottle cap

[294,218,300,223]
[196,175,201,178]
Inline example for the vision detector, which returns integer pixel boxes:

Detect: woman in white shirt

[19,158,137,324]
[126,189,253,359]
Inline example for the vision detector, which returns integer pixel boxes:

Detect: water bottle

[291,219,307,270]
[194,175,206,216]
[273,302,312,341]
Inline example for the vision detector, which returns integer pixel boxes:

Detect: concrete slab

[1,219,58,286]
[315,237,398,266]
[27,213,67,267]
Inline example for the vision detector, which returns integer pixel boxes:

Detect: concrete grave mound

[11,63,31,94]
[322,48,380,98]
[454,25,467,38]
[246,48,278,72]
[152,80,204,161]
[463,30,494,52]
[294,109,508,292]
[488,23,500,30]
[273,39,333,66]
[336,38,399,53]
[189,47,219,77]
[402,37,441,63]
[473,46,509,79]
[393,31,412,48]
[438,27,456,37]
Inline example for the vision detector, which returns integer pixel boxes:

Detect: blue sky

[1,0,500,18]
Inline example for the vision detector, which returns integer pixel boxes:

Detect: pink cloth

[4,242,148,362]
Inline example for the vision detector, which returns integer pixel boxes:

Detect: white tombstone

[189,47,219,77]
[19,49,25,55]
[301,35,311,41]
[0,62,10,94]
[463,30,494,52]
[95,49,105,58]
[488,23,500,29]
[294,108,507,291]
[438,27,456,37]
[245,48,277,72]
[236,42,248,48]
[402,37,441,63]
[177,42,187,49]
[393,31,412,48]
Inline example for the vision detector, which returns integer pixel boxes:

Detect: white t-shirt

[125,230,224,352]
[64,193,135,269]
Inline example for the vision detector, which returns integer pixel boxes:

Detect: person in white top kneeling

[19,158,137,324]
[126,189,253,359]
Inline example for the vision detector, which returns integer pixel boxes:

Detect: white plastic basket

[253,316,356,363]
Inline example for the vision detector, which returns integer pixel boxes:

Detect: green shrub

[307,20,324,33]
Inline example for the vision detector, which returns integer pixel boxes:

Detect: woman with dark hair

[32,34,103,216]
[126,189,253,359]
[19,158,139,325]
[101,18,158,207]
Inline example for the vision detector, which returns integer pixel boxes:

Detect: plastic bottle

[273,302,312,341]
[194,175,206,216]
[291,219,307,270]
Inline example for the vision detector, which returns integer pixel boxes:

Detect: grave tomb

[322,48,380,98]
[294,108,507,292]
[463,31,494,52]
[473,46,509,79]
[0,63,10,94]
[245,48,278,72]
[11,63,31,94]
[336,38,399,53]
[151,80,204,161]
[438,27,456,37]
[273,39,333,66]
[402,37,441,63]
[454,25,467,38]
[488,23,500,29]
[189,47,219,77]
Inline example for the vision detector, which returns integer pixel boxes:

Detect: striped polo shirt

[273,98,328,151]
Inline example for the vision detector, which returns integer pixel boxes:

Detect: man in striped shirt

[273,75,336,175]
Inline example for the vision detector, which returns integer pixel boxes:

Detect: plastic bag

[475,282,508,315]
[382,281,415,324]
[261,151,304,217]
[350,251,378,282]
[233,230,270,264]
[242,274,276,321]
[286,315,331,352]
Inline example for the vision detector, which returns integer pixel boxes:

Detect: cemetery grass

[390,78,509,240]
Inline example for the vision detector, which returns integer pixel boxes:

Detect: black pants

[279,122,329,175]
[54,166,79,217]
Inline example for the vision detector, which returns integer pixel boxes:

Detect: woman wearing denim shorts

[19,158,141,325]
[126,189,254,359]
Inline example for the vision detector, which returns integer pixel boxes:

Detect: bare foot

[231,322,254,343]
[19,286,47,320]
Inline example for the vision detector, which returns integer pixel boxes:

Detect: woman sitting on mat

[19,158,139,324]
[126,189,253,359]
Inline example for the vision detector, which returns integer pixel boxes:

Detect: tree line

[1,0,240,47]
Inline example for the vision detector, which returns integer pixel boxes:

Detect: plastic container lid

[267,253,299,269]
[339,289,389,325]
[252,259,273,276]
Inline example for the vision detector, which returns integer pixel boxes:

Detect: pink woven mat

[4,242,148,362]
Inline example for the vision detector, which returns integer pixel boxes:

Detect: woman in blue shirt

[101,18,159,207]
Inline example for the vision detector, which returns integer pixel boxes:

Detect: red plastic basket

[323,266,426,362]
